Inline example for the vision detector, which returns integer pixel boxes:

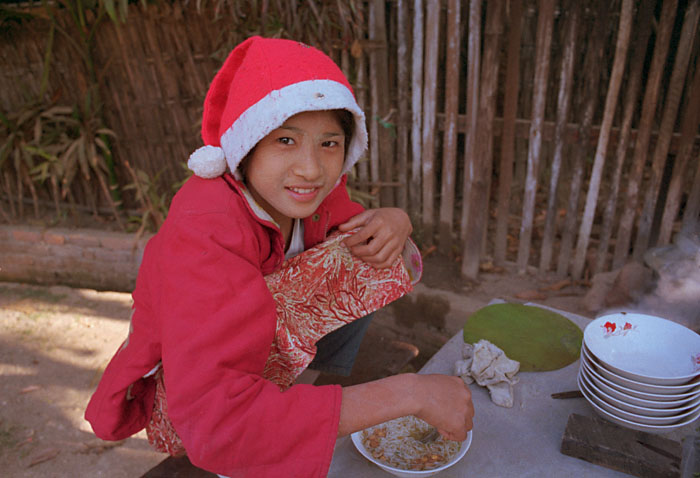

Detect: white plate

[582,343,700,394]
[579,366,700,417]
[578,372,700,425]
[580,348,700,403]
[578,374,700,433]
[584,312,700,385]
[350,429,472,478]
[581,359,700,409]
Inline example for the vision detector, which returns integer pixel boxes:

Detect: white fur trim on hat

[220,79,367,179]
[188,145,227,179]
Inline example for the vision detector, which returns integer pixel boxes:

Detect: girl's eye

[277,137,295,145]
[322,140,339,148]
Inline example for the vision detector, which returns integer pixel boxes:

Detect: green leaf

[463,303,583,372]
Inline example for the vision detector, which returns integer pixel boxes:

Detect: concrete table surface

[328,303,697,477]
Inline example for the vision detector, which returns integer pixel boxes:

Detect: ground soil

[0,251,589,477]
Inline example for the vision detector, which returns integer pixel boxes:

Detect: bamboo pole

[438,0,461,251]
[633,0,699,258]
[571,0,634,280]
[538,0,580,272]
[369,0,393,208]
[658,58,700,245]
[421,0,440,245]
[461,0,505,279]
[459,0,482,242]
[681,152,700,237]
[356,51,370,195]
[556,1,612,277]
[494,0,523,265]
[396,0,410,211]
[516,0,555,275]
[612,0,678,268]
[410,0,424,215]
[594,0,655,274]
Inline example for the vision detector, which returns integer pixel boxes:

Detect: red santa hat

[188,36,368,179]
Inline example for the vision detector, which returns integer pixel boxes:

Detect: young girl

[85,36,473,477]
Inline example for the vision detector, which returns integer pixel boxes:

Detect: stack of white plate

[578,312,700,433]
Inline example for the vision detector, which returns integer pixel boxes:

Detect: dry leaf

[350,39,363,58]
[541,279,571,291]
[79,439,125,455]
[514,289,547,300]
[20,385,40,394]
[28,448,60,467]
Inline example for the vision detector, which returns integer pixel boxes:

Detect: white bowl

[578,372,700,425]
[579,366,700,417]
[582,343,700,395]
[350,428,472,477]
[581,359,700,409]
[584,312,700,385]
[580,348,700,404]
[578,374,700,433]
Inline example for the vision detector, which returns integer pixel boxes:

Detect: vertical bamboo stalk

[658,59,700,244]
[494,0,523,265]
[368,0,383,207]
[571,0,634,280]
[410,0,424,215]
[438,0,462,251]
[556,2,612,277]
[680,152,700,237]
[459,0,482,242]
[612,0,678,268]
[396,0,410,211]
[538,0,580,272]
[516,0,555,274]
[595,0,655,274]
[356,51,370,195]
[421,0,440,245]
[633,0,699,258]
[461,0,505,279]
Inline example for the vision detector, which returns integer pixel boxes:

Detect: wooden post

[632,0,699,259]
[461,0,505,279]
[396,0,410,211]
[658,57,700,245]
[612,0,677,269]
[681,152,700,237]
[556,2,612,277]
[459,0,482,242]
[494,0,523,265]
[438,0,461,251]
[410,0,424,216]
[538,0,580,273]
[516,0,555,275]
[594,0,655,274]
[570,0,634,280]
[369,0,394,208]
[356,51,370,196]
[421,0,440,245]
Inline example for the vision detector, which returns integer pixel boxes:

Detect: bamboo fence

[1,0,699,280]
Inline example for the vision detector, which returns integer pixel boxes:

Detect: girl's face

[244,110,346,233]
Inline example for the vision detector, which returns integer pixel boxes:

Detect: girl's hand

[338,208,413,269]
[412,374,474,441]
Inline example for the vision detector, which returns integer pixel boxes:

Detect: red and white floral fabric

[146,231,421,455]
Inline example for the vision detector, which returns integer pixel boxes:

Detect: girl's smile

[243,110,346,241]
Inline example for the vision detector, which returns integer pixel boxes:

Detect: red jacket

[85,173,364,477]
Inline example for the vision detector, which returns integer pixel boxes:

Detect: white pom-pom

[187,145,227,178]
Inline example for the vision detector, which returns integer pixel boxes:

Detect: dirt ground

[0,254,589,477]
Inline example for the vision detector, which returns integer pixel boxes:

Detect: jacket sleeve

[155,213,341,477]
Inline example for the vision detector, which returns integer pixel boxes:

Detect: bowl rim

[578,372,700,425]
[584,312,700,383]
[582,343,700,394]
[581,359,700,408]
[579,366,700,416]
[578,374,700,431]
[350,426,472,476]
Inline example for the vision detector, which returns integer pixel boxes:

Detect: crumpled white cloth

[454,339,520,408]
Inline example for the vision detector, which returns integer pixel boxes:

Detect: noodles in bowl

[351,416,472,477]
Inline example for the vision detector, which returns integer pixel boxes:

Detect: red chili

[603,322,616,333]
